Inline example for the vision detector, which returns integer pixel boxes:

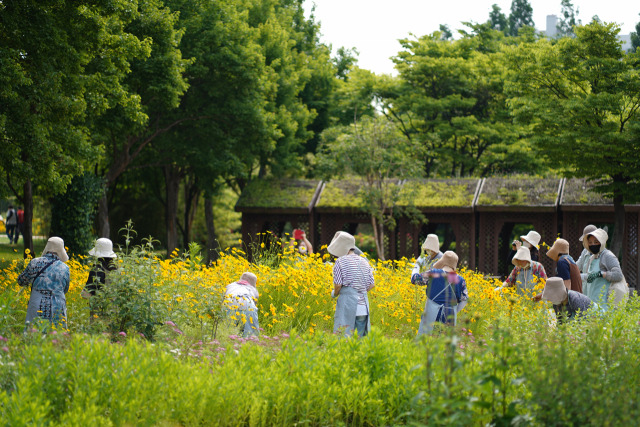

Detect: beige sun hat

[42,236,69,262]
[239,272,257,287]
[421,234,440,253]
[512,246,532,266]
[433,251,458,272]
[586,229,608,254]
[327,231,356,258]
[520,230,541,249]
[546,238,570,261]
[89,238,117,258]
[541,277,568,305]
[579,224,597,242]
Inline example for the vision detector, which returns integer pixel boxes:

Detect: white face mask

[523,241,532,249]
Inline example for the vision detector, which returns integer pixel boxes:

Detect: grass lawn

[0,235,47,263]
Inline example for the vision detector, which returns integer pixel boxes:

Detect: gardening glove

[331,290,336,298]
[411,273,423,285]
[587,271,602,283]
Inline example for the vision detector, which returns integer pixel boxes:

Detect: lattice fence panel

[624,212,639,289]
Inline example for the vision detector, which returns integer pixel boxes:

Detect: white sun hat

[239,272,257,287]
[579,224,597,242]
[42,236,69,262]
[421,234,440,253]
[512,246,532,266]
[327,231,356,258]
[88,238,117,258]
[541,277,568,305]
[520,230,541,249]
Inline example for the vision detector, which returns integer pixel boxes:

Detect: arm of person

[600,251,623,282]
[556,259,571,289]
[301,234,313,254]
[503,267,518,287]
[63,267,71,294]
[17,260,37,287]
[333,282,342,297]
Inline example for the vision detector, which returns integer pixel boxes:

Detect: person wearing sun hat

[502,246,547,295]
[415,250,468,335]
[328,231,375,337]
[540,277,594,324]
[411,234,443,284]
[575,224,597,281]
[582,228,624,311]
[507,230,541,266]
[224,272,260,337]
[18,236,70,330]
[546,238,582,293]
[82,238,118,301]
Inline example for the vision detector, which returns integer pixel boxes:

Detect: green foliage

[477,176,560,206]
[631,15,640,52]
[397,179,479,208]
[508,0,534,37]
[488,4,509,35]
[556,0,581,38]
[49,173,104,258]
[315,180,365,208]
[235,179,320,209]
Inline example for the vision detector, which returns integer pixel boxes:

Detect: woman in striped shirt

[328,232,375,337]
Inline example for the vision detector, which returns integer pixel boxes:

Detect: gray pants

[354,315,369,337]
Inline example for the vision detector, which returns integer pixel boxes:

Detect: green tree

[0,0,155,255]
[504,21,640,256]
[316,117,424,260]
[631,14,640,53]
[386,27,536,178]
[508,0,534,37]
[439,24,453,41]
[488,4,509,35]
[556,0,581,38]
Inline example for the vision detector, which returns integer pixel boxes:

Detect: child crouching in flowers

[413,251,468,335]
[224,272,260,337]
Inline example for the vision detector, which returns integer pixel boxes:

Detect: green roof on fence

[396,178,479,208]
[315,180,367,209]
[561,178,612,205]
[477,176,560,206]
[235,179,320,210]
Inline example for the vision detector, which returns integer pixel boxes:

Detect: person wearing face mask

[576,224,597,281]
[410,234,443,284]
[583,228,623,311]
[507,230,541,266]
[414,251,468,335]
[501,246,547,296]
[540,277,594,324]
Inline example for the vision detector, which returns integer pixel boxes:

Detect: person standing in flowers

[545,238,582,293]
[224,272,260,337]
[576,224,597,281]
[582,228,624,311]
[507,230,541,265]
[82,238,118,316]
[410,234,442,284]
[540,277,594,324]
[413,251,468,335]
[501,246,547,295]
[328,231,375,337]
[18,237,70,331]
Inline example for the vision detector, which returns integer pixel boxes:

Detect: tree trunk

[371,215,385,260]
[164,166,181,257]
[204,196,220,265]
[610,191,625,258]
[22,179,34,258]
[182,178,200,249]
[97,193,110,238]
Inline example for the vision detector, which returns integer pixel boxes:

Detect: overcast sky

[303,0,639,75]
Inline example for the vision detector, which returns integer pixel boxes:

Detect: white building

[544,14,633,52]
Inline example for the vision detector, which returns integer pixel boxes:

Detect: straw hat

[579,224,597,242]
[541,277,568,305]
[512,246,532,266]
[239,272,257,287]
[89,238,117,258]
[546,238,569,261]
[433,251,458,272]
[42,236,69,262]
[421,234,440,253]
[520,231,541,249]
[327,231,356,258]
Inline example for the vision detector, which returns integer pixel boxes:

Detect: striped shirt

[333,254,374,311]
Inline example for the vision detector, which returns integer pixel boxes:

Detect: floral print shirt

[504,261,547,287]
[18,253,70,295]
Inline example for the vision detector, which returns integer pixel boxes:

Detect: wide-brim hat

[433,250,458,272]
[546,238,569,261]
[512,246,532,266]
[88,238,117,258]
[520,230,541,249]
[586,228,608,254]
[239,272,257,287]
[327,231,356,258]
[421,234,440,253]
[542,277,567,305]
[579,224,597,242]
[42,236,69,262]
